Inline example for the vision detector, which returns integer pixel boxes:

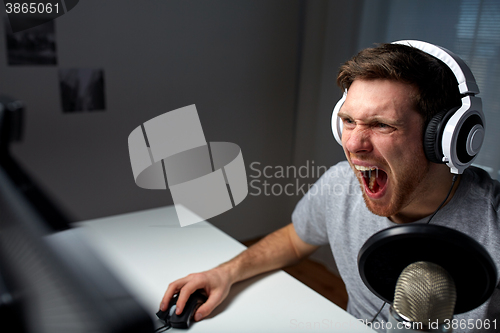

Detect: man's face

[338,79,431,218]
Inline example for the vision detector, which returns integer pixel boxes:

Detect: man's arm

[160,223,319,322]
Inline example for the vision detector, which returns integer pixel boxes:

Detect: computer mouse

[156,289,208,329]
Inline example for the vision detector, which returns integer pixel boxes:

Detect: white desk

[74,206,375,332]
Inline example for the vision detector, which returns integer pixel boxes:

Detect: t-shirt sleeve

[291,168,333,246]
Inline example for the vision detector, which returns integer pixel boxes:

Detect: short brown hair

[336,43,462,124]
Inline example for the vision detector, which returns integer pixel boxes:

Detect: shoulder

[454,166,500,279]
[463,166,500,210]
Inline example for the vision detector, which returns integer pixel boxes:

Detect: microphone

[358,224,497,332]
[388,261,456,332]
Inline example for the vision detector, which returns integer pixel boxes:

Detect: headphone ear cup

[331,91,347,146]
[423,110,449,164]
[454,111,485,165]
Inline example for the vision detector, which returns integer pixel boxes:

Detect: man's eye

[377,122,394,129]
[376,123,395,132]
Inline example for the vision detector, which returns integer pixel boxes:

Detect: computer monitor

[0,96,154,333]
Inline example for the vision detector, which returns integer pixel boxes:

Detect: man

[160,43,500,330]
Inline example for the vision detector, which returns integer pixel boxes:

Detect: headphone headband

[391,40,479,95]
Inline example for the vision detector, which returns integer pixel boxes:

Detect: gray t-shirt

[292,161,500,333]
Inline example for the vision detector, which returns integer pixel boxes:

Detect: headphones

[331,40,485,175]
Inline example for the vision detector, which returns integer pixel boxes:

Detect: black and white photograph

[59,68,106,113]
[4,18,57,65]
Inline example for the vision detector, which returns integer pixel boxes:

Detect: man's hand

[159,223,319,322]
[160,265,232,322]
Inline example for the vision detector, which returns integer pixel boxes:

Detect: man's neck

[389,166,461,224]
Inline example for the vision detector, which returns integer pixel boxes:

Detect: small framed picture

[59,68,106,113]
[4,18,57,65]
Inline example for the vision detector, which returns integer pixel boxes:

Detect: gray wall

[1,0,369,273]
[292,0,365,273]
[1,0,366,272]
[0,0,306,241]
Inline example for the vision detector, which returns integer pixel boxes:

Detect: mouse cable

[426,174,458,225]
[154,324,172,332]
[369,174,458,324]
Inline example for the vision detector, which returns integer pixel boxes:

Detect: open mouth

[354,165,388,195]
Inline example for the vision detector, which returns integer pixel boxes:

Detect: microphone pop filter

[358,224,497,314]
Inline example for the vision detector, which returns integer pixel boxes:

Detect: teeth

[354,165,378,191]
[369,172,376,191]
[354,165,377,171]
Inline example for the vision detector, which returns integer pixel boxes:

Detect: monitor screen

[0,97,154,333]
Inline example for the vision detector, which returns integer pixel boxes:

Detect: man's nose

[343,126,373,154]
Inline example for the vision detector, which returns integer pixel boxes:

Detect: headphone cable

[154,324,172,332]
[426,174,459,225]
